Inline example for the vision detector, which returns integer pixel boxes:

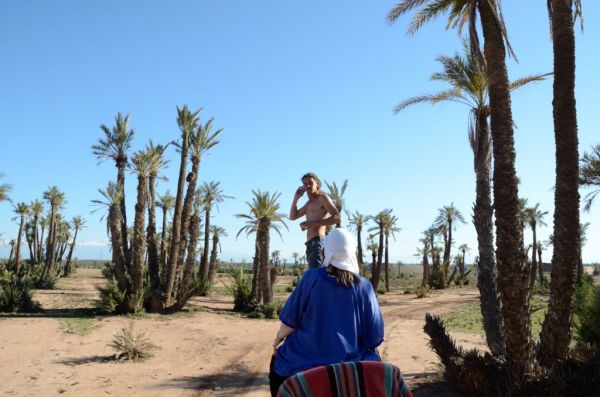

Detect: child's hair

[326,265,360,288]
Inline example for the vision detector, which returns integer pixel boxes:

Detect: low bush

[574,274,600,347]
[0,270,40,312]
[221,265,252,312]
[414,286,428,298]
[109,321,157,361]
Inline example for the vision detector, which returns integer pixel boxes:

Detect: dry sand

[0,269,484,396]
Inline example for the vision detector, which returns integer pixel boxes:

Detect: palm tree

[165,105,201,304]
[366,234,378,279]
[235,190,288,306]
[458,243,469,283]
[367,210,391,292]
[434,203,466,286]
[11,202,30,271]
[419,231,431,288]
[41,186,66,283]
[128,150,153,297]
[208,225,227,289]
[395,42,545,356]
[524,204,548,294]
[64,216,86,276]
[539,0,584,366]
[181,118,222,288]
[325,179,348,227]
[92,113,135,268]
[199,181,230,286]
[388,0,530,368]
[28,200,44,263]
[157,191,175,271]
[580,143,600,212]
[347,210,367,266]
[92,182,128,294]
[382,211,400,292]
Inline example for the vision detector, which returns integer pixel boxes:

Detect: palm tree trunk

[208,232,219,289]
[170,209,201,312]
[421,247,430,288]
[14,215,25,271]
[117,163,130,273]
[473,111,505,358]
[64,227,79,276]
[356,226,364,266]
[160,207,169,277]
[539,0,580,366]
[258,218,272,305]
[131,173,148,295]
[384,233,390,292]
[479,0,531,371]
[528,227,538,298]
[199,207,211,282]
[371,226,384,292]
[177,159,201,282]
[146,174,160,289]
[538,246,544,285]
[165,131,189,304]
[42,206,56,281]
[251,241,260,305]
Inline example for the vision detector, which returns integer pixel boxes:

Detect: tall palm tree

[157,191,175,271]
[92,182,128,294]
[145,141,169,290]
[208,225,227,289]
[458,243,469,283]
[325,179,348,227]
[367,210,391,292]
[434,203,466,285]
[64,216,86,276]
[130,150,151,297]
[28,200,44,263]
[539,0,583,366]
[11,202,30,271]
[366,234,378,279]
[395,43,546,356]
[524,204,548,295]
[580,143,600,212]
[388,0,529,369]
[199,181,230,286]
[181,118,223,286]
[235,190,288,306]
[382,211,400,292]
[92,113,135,268]
[165,105,201,304]
[41,186,65,282]
[346,210,367,266]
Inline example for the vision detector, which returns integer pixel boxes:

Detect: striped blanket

[277,361,413,397]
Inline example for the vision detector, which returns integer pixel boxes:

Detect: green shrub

[574,274,600,346]
[247,310,266,319]
[403,287,413,294]
[97,278,128,313]
[0,270,40,312]
[377,286,386,295]
[221,266,252,312]
[286,285,294,293]
[414,286,428,298]
[260,303,278,319]
[101,262,115,279]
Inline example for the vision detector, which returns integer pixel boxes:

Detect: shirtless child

[289,172,341,268]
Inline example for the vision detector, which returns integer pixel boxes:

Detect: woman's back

[274,267,384,377]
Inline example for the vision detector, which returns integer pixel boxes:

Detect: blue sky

[1,1,599,264]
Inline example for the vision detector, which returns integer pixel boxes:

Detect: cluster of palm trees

[388,0,585,391]
[416,204,468,290]
[1,181,85,286]
[92,107,226,314]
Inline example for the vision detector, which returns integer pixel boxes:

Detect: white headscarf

[322,228,359,275]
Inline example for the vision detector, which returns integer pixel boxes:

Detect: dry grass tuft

[109,321,157,361]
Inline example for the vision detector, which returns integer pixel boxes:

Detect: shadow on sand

[158,365,269,395]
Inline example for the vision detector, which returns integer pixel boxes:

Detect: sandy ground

[0,269,485,396]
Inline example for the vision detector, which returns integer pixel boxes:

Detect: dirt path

[0,269,484,396]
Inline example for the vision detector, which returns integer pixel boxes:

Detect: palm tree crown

[235,190,288,239]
